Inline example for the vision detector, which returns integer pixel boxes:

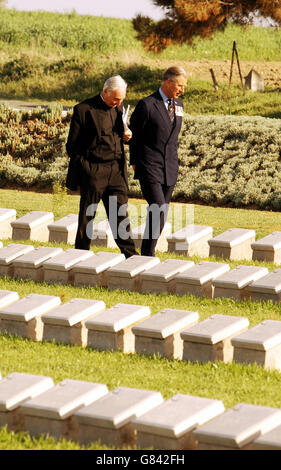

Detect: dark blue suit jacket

[129,90,183,186]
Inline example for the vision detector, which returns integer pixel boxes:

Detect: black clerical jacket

[65,95,128,191]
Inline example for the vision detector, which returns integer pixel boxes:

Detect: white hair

[103,75,127,91]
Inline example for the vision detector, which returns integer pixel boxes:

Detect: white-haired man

[66,75,138,258]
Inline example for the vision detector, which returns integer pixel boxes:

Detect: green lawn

[1,189,281,449]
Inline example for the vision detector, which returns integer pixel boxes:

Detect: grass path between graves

[1,189,281,449]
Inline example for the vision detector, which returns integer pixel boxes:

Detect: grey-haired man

[66,75,138,258]
[129,66,187,257]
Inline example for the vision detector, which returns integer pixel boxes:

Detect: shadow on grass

[0,63,164,105]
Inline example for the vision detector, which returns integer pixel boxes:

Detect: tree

[133,0,281,53]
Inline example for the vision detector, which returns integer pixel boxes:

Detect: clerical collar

[100,93,112,110]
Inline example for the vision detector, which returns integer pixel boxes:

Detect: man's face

[165,76,186,99]
[102,87,126,107]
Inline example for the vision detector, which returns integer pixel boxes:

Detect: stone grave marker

[175,261,230,298]
[0,243,34,277]
[132,222,171,252]
[0,208,16,239]
[253,424,281,450]
[193,403,281,450]
[244,69,264,92]
[181,314,249,364]
[43,248,94,284]
[48,214,78,245]
[247,269,281,303]
[86,303,151,353]
[132,309,199,360]
[107,255,160,291]
[13,246,63,282]
[0,294,61,341]
[90,219,118,248]
[20,379,108,441]
[0,372,54,431]
[140,259,194,294]
[11,211,54,242]
[231,320,281,371]
[251,232,281,264]
[208,228,255,260]
[213,265,269,301]
[72,251,125,288]
[167,224,213,257]
[73,386,163,448]
[42,298,106,347]
[133,394,225,450]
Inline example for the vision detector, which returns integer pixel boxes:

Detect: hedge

[1,105,281,210]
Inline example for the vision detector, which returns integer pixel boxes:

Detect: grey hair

[163,66,187,82]
[103,75,127,91]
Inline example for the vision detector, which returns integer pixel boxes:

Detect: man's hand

[123,128,132,142]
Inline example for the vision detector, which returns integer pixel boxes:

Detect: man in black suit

[66,75,138,258]
[129,66,187,257]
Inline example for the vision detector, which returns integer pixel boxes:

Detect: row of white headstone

[2,208,281,261]
[0,289,281,372]
[0,370,280,450]
[1,242,281,304]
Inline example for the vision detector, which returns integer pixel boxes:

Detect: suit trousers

[139,180,175,257]
[75,160,138,258]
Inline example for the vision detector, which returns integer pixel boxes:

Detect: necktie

[167,98,174,122]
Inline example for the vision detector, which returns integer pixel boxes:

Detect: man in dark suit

[66,75,138,258]
[129,66,187,257]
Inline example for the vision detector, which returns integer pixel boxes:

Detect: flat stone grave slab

[208,228,256,260]
[42,298,106,347]
[0,372,54,431]
[0,293,61,341]
[253,423,281,450]
[74,386,163,448]
[86,303,151,353]
[11,211,54,242]
[247,269,281,303]
[107,255,160,292]
[0,290,19,310]
[140,259,195,294]
[72,252,125,288]
[252,232,281,264]
[20,379,109,441]
[0,208,16,239]
[193,403,281,450]
[175,261,230,298]
[231,320,281,371]
[167,224,213,257]
[48,214,78,245]
[0,243,34,277]
[132,309,199,360]
[13,246,63,282]
[43,248,94,285]
[132,222,171,252]
[90,219,118,248]
[133,393,225,450]
[213,265,269,301]
[181,314,249,364]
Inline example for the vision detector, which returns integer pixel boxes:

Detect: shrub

[1,106,281,210]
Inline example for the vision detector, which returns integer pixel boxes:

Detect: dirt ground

[184,59,281,88]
